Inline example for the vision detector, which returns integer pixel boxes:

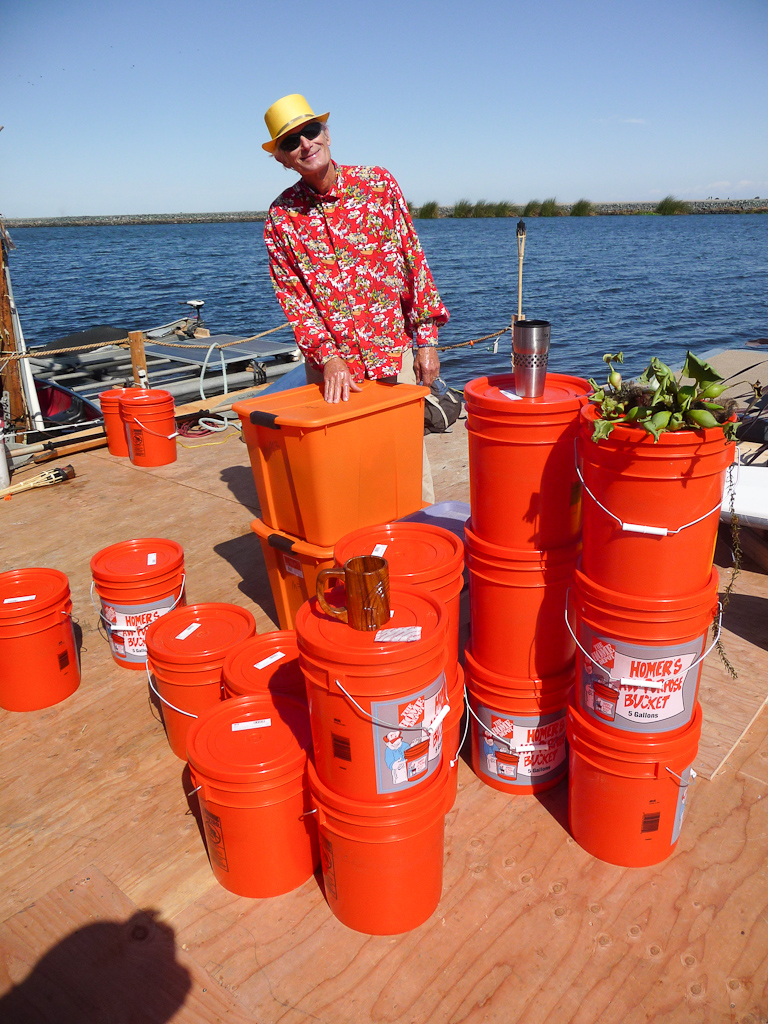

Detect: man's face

[276,122,332,179]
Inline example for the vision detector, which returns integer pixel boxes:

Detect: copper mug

[315,556,390,631]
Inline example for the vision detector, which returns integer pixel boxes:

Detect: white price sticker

[232,718,272,732]
[4,595,36,604]
[374,626,422,643]
[500,389,523,401]
[254,651,285,671]
[147,552,157,565]
[175,622,201,641]
[372,544,388,557]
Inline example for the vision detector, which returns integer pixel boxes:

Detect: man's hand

[322,356,363,404]
[413,347,440,388]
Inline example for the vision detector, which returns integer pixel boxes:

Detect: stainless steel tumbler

[512,319,551,398]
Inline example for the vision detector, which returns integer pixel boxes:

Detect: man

[262,94,449,406]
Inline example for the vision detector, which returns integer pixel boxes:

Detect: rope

[0,322,293,359]
[436,327,511,353]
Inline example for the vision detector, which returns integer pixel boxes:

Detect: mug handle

[315,569,348,623]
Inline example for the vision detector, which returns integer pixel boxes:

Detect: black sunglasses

[278,121,324,152]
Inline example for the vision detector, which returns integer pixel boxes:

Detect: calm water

[7,215,768,385]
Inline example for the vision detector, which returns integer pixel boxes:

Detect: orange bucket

[465,522,577,679]
[119,389,177,467]
[99,387,132,456]
[90,538,185,670]
[187,694,318,897]
[334,522,464,688]
[572,565,719,736]
[0,568,80,712]
[578,403,736,597]
[296,586,449,800]
[309,757,448,934]
[223,630,306,701]
[464,373,590,549]
[146,603,256,759]
[568,698,702,866]
[464,648,571,794]
[250,516,335,630]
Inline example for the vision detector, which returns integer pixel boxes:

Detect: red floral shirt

[264,164,449,380]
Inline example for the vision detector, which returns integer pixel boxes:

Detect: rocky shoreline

[5,198,767,228]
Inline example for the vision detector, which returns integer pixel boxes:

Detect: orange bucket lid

[119,388,174,408]
[223,631,304,698]
[295,585,446,666]
[0,567,70,616]
[334,523,463,586]
[187,694,311,785]
[465,373,590,414]
[146,602,255,664]
[91,538,184,582]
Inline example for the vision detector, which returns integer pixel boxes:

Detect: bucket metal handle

[665,766,697,788]
[145,661,199,718]
[464,695,515,752]
[90,575,186,629]
[132,416,179,441]
[334,679,450,735]
[451,687,470,768]
[564,588,723,685]
[574,440,738,537]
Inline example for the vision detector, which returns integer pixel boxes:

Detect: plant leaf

[681,351,723,388]
[591,419,617,443]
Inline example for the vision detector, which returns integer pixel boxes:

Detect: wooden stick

[128,331,149,387]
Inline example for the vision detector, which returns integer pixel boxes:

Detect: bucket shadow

[219,465,261,513]
[721,592,768,652]
[533,775,569,832]
[0,910,191,1023]
[212,533,277,623]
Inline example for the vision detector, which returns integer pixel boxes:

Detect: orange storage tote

[251,517,334,630]
[234,381,427,547]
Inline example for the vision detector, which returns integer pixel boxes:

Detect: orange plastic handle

[315,568,348,623]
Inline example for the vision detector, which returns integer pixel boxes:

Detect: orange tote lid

[146,603,256,664]
[295,584,446,665]
[223,632,305,698]
[233,379,427,430]
[91,538,184,582]
[334,523,463,585]
[187,694,311,785]
[464,373,590,413]
[0,568,70,615]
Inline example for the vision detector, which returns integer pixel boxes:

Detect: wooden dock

[1,419,767,1023]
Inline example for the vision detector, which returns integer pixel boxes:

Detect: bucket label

[474,705,567,787]
[579,624,706,733]
[101,594,179,663]
[283,554,304,578]
[370,673,447,795]
[320,834,337,899]
[128,426,146,459]
[372,543,388,557]
[231,718,271,731]
[147,552,157,565]
[4,594,36,603]
[201,806,228,872]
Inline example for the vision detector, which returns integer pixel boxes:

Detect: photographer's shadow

[0,909,191,1024]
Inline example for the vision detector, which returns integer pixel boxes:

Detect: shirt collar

[297,162,343,204]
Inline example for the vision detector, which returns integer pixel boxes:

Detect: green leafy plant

[523,199,541,217]
[452,199,473,218]
[588,351,738,443]
[570,198,594,216]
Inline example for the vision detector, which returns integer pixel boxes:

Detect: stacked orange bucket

[568,404,735,866]
[463,372,590,794]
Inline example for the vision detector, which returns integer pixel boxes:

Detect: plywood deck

[1,419,767,1024]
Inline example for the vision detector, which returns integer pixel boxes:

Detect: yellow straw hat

[262,94,330,153]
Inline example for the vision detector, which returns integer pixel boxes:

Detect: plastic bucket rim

[333,522,464,587]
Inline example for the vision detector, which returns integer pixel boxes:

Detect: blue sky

[2,0,767,217]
